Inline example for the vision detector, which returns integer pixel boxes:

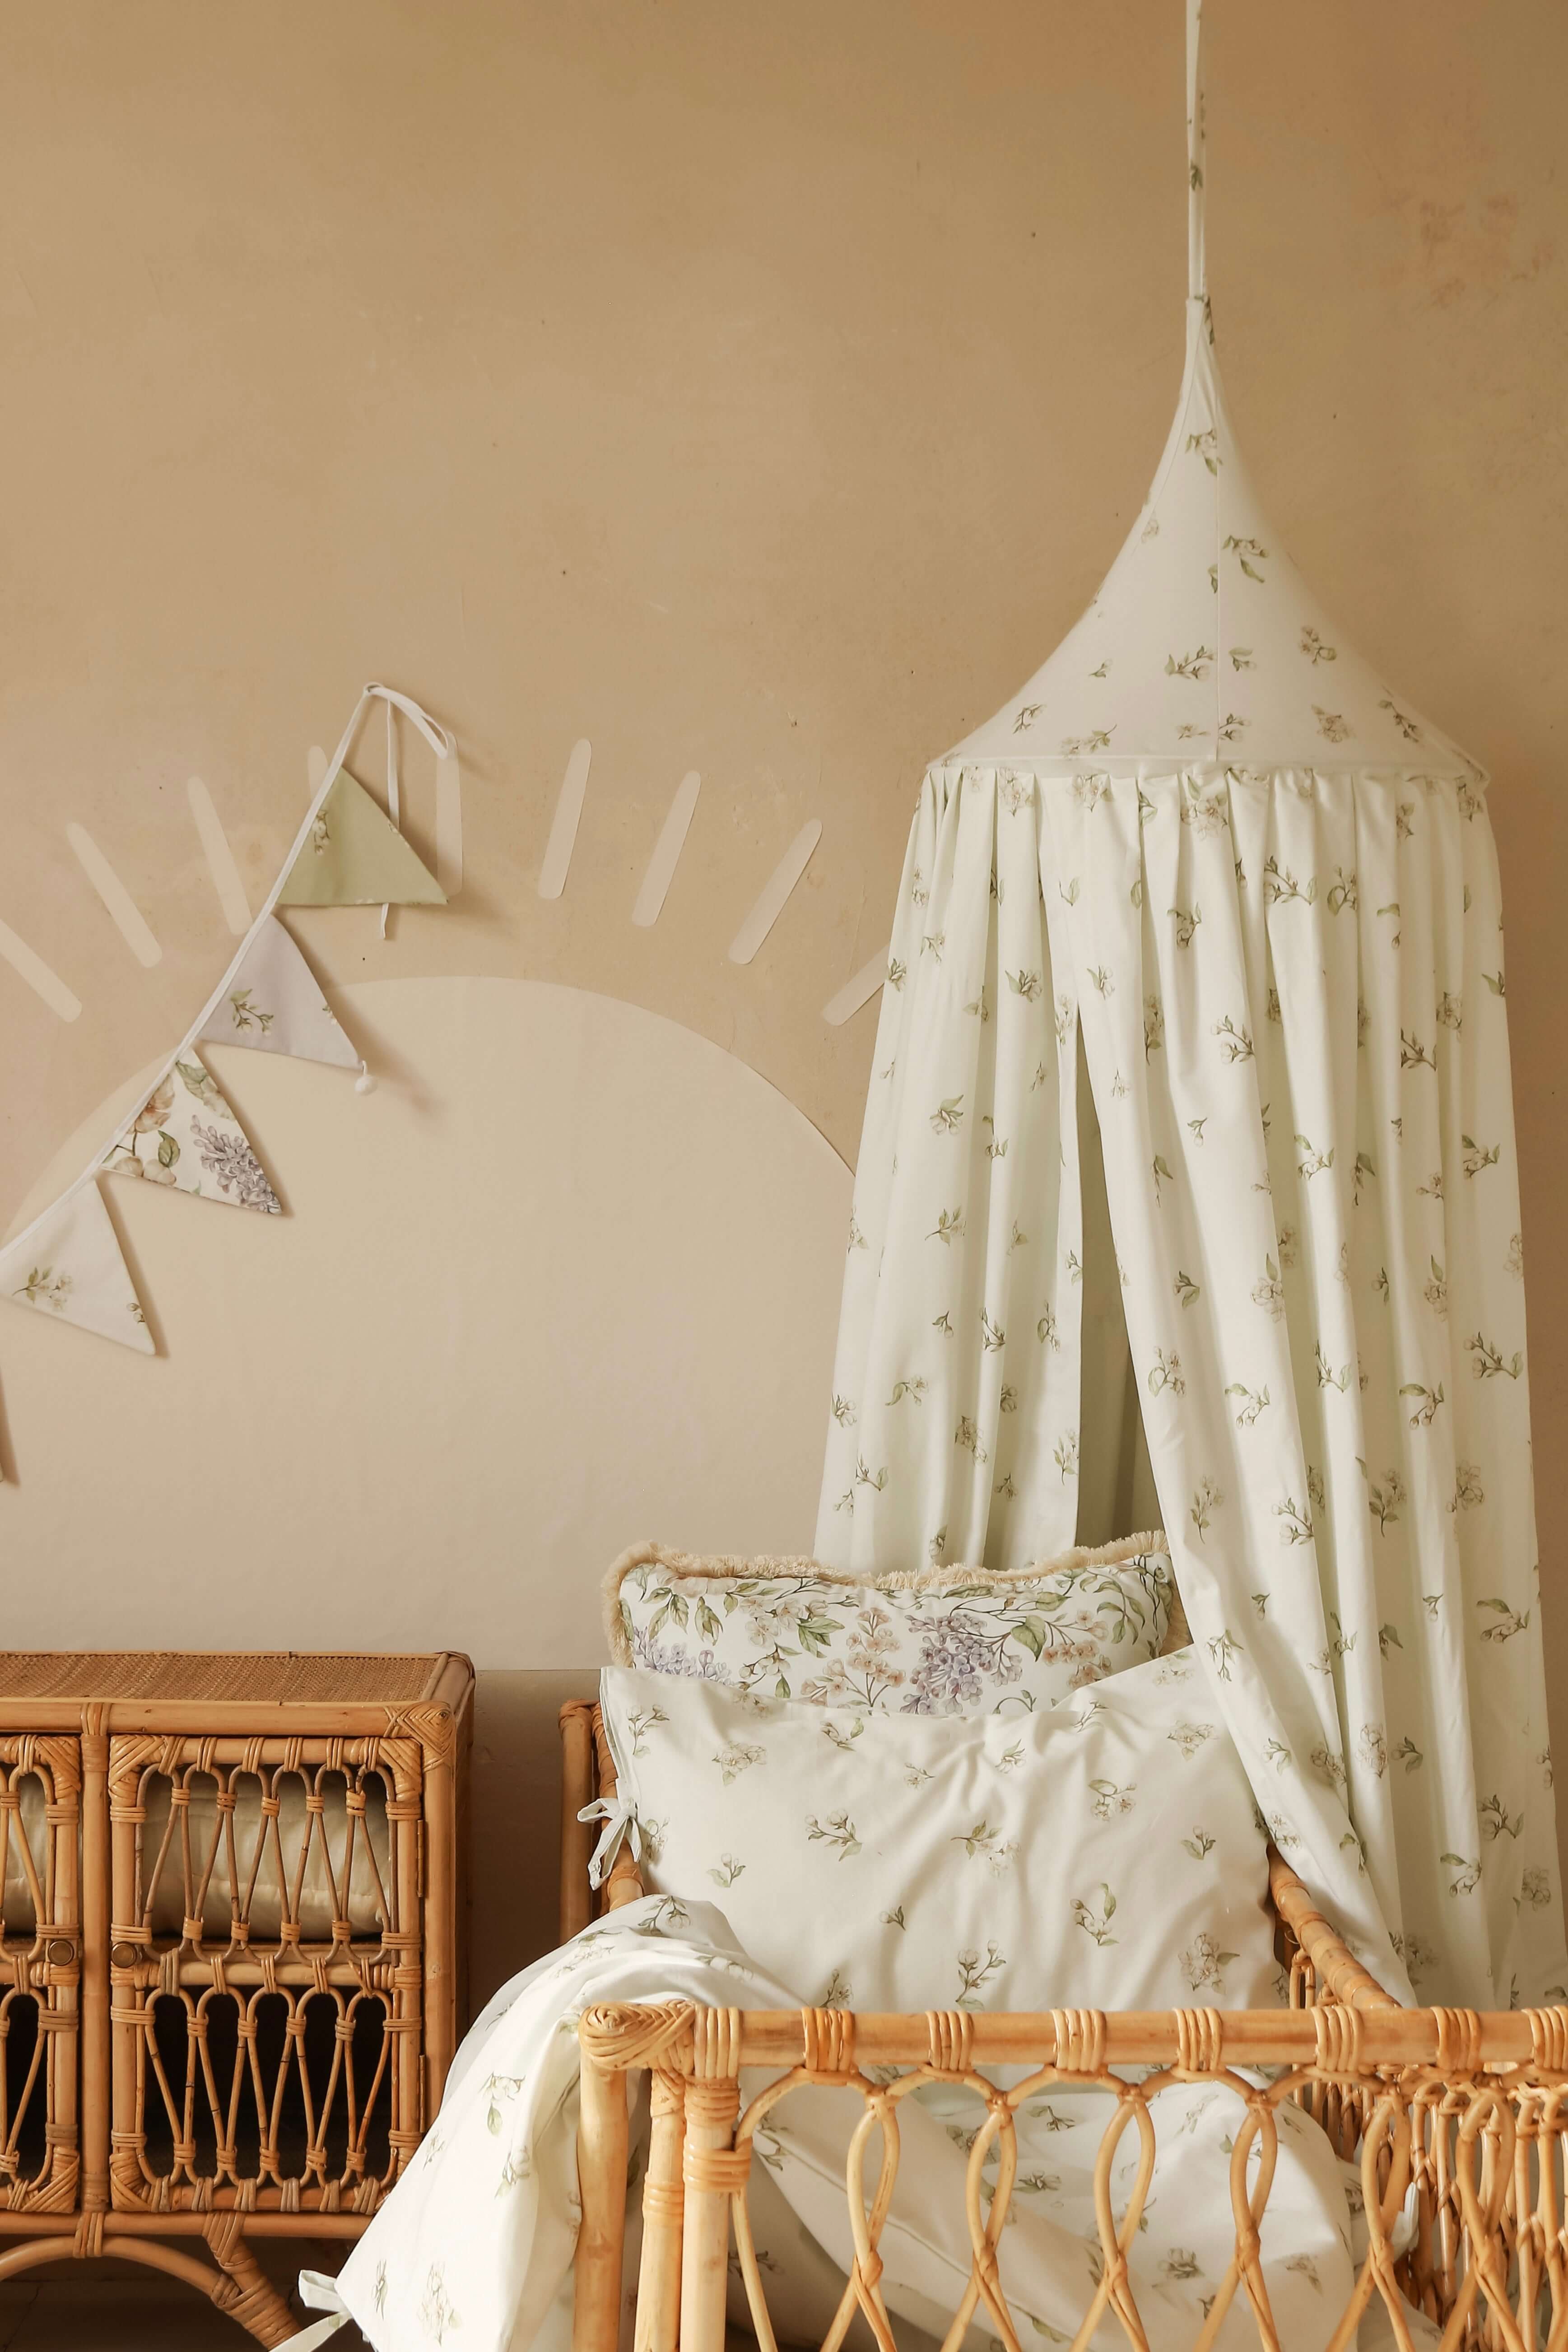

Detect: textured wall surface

[1,0,1564,1976]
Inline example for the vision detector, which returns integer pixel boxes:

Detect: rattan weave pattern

[0,1654,446,1705]
[561,1699,1568,2352]
[0,1649,472,2346]
[108,1733,424,2217]
[0,1737,79,2217]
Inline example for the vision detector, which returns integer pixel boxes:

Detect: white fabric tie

[363,679,454,941]
[380,695,400,940]
[275,2273,349,2350]
[578,1794,642,1889]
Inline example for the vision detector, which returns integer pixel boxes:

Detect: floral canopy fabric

[816,0,1565,2009]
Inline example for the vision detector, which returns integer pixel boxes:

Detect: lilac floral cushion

[604,1537,1175,1714]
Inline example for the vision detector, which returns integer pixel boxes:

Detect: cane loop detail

[801,2005,857,2081]
[1050,2006,1107,2076]
[926,2008,973,2073]
[1174,2005,1225,2077]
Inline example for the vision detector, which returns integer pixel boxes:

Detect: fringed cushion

[603,1534,1177,1713]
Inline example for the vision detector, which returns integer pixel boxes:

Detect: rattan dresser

[0,1647,473,2344]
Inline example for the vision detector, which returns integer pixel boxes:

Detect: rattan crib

[560,1697,1568,2352]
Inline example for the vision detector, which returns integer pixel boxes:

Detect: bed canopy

[817,0,1563,2010]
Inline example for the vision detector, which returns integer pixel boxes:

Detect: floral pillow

[603,1535,1177,1713]
[597,1649,1278,2014]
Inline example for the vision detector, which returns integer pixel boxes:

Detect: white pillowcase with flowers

[603,1535,1176,1713]
[596,1646,1278,2016]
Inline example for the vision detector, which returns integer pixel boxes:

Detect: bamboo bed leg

[634,2073,685,2352]
[574,2045,630,2352]
[679,2077,740,2352]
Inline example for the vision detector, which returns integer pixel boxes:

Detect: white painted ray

[0,916,81,1022]
[632,770,701,928]
[538,739,592,900]
[65,824,162,967]
[729,819,822,965]
[822,949,888,1028]
[186,776,252,936]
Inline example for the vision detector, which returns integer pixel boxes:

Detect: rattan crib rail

[571,1995,1568,2352]
[558,1699,1564,2352]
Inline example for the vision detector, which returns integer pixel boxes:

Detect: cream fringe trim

[602,1531,1173,1667]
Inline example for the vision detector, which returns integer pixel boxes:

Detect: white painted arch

[0,977,851,1665]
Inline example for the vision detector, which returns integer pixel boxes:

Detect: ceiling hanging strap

[1186,0,1207,308]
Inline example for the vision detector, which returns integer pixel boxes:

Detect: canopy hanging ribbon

[1187,0,1206,306]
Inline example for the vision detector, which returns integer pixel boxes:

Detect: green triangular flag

[278,768,447,907]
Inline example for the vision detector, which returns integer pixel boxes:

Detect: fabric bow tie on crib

[578,1794,641,1890]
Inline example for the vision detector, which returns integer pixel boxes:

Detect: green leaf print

[1070,1886,1119,1946]
[1466,1332,1522,1381]
[1476,1598,1531,1643]
[1225,1383,1270,1427]
[805,1811,861,1859]
[1399,1382,1444,1428]
[954,1943,1007,2006]
[1223,534,1268,581]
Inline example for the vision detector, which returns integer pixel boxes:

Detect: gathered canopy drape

[818,0,1564,2007]
[818,755,1565,2010]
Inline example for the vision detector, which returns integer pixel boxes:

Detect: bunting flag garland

[198,916,361,1068]
[101,1056,282,1214]
[3,1185,155,1354]
[276,767,446,908]
[0,682,456,1468]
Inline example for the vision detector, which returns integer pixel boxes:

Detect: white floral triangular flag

[0,1183,154,1352]
[102,1057,281,1214]
[197,916,358,1069]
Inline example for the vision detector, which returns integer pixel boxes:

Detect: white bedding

[599,1650,1281,2015]
[301,1898,1396,2352]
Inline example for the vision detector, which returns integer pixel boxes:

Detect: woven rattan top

[0,1652,451,1704]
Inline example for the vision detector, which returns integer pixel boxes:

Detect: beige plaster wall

[1,0,1565,1993]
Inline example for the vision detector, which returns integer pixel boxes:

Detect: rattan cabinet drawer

[107,1733,425,2215]
[0,1649,473,2344]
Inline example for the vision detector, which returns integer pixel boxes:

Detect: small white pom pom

[355,1062,377,1095]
